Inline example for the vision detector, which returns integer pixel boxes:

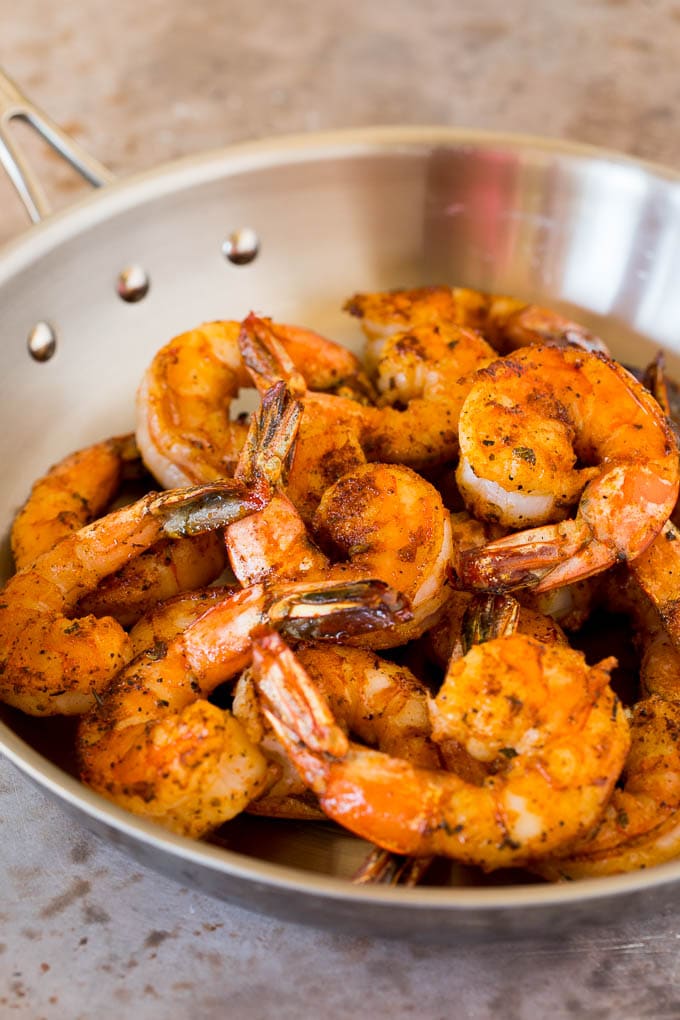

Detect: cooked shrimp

[536,696,680,879]
[74,380,299,628]
[224,371,454,647]
[18,380,298,641]
[235,642,442,820]
[241,311,494,475]
[312,463,453,645]
[228,460,453,648]
[532,568,680,877]
[345,285,610,362]
[10,433,142,569]
[0,480,268,716]
[136,319,370,488]
[424,591,569,673]
[456,346,679,592]
[77,577,411,837]
[363,321,495,468]
[76,533,230,628]
[9,432,233,626]
[628,521,680,654]
[421,591,566,785]
[254,629,630,869]
[239,313,371,518]
[128,585,240,657]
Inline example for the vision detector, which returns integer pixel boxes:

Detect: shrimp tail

[458,520,590,591]
[235,379,302,491]
[239,313,307,396]
[352,847,433,886]
[267,578,413,641]
[151,481,267,538]
[254,630,349,758]
[461,593,520,650]
[262,708,333,795]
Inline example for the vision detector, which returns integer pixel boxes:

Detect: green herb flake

[512,446,536,465]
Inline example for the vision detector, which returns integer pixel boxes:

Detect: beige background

[3,0,680,243]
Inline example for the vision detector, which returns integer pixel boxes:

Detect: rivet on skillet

[222,228,260,265]
[116,265,150,303]
[27,321,57,362]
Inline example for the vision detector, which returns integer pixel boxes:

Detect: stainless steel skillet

[2,68,680,941]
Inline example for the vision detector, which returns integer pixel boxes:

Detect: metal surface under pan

[2,72,680,941]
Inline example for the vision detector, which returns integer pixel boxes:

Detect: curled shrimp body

[10,433,142,569]
[254,630,630,869]
[0,481,267,716]
[312,463,453,645]
[228,461,453,649]
[360,321,495,469]
[536,697,680,879]
[224,375,453,647]
[239,314,373,518]
[235,642,441,819]
[77,578,411,837]
[136,319,369,488]
[533,572,680,878]
[457,346,679,593]
[76,532,230,629]
[345,285,609,360]
[9,433,231,626]
[241,312,494,476]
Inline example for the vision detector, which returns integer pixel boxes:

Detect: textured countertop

[3,2,680,1017]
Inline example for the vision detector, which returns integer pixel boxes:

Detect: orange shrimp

[345,285,610,359]
[0,481,267,716]
[77,577,411,837]
[457,346,679,592]
[136,319,370,488]
[253,629,629,869]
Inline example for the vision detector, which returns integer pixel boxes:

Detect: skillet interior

[2,127,680,938]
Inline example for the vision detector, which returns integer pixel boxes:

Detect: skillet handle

[0,67,115,223]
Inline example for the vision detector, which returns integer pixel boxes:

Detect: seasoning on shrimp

[10,432,142,569]
[77,577,412,837]
[344,285,610,359]
[136,318,371,489]
[457,346,679,592]
[235,642,442,819]
[0,480,271,717]
[241,311,495,476]
[253,628,630,869]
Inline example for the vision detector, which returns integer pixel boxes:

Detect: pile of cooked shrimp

[3,285,680,884]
